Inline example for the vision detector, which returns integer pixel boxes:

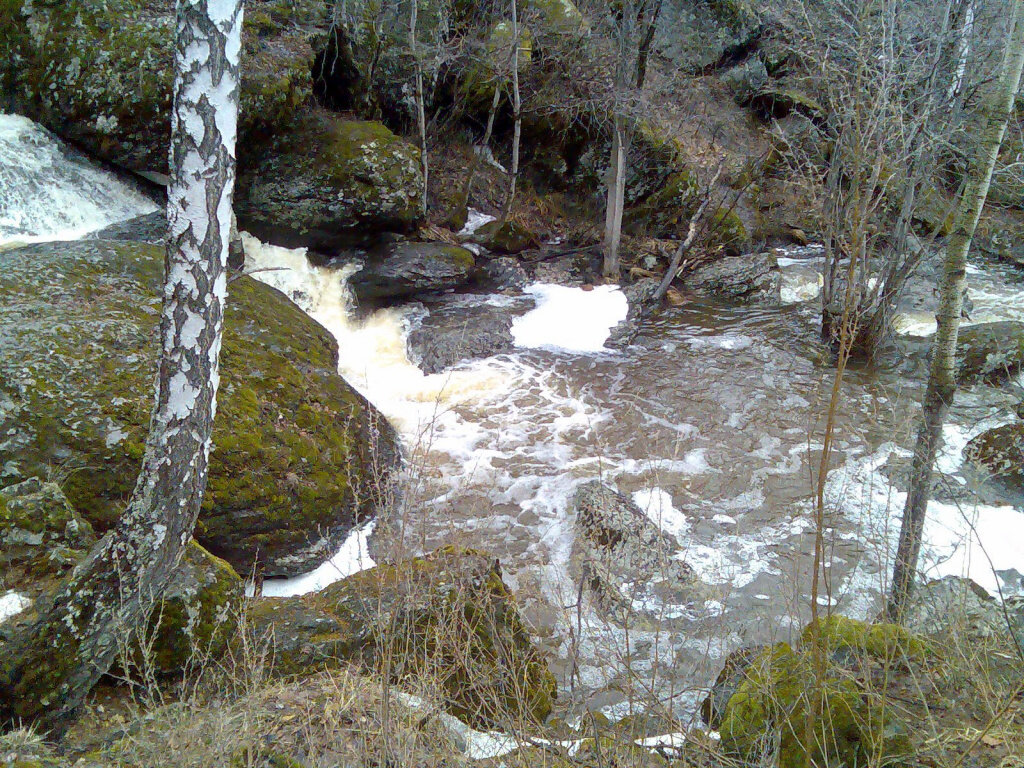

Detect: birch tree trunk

[450,84,501,230]
[410,0,428,217]
[500,0,521,222]
[0,0,242,729]
[887,0,1024,620]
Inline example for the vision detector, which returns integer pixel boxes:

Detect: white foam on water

[256,521,377,597]
[0,114,157,246]
[0,591,31,623]
[685,333,754,351]
[512,283,629,352]
[780,267,824,304]
[827,442,1024,601]
[634,487,691,540]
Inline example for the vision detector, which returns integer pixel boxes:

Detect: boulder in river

[407,296,533,373]
[684,252,780,303]
[350,242,476,300]
[236,112,423,250]
[955,321,1024,385]
[570,481,703,624]
[964,422,1024,498]
[247,548,556,729]
[709,618,918,768]
[0,239,400,578]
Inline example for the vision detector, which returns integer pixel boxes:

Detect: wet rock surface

[407,295,534,374]
[350,241,476,300]
[685,252,780,303]
[570,481,702,624]
[955,321,1024,385]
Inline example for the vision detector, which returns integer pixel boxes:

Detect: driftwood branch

[653,162,723,303]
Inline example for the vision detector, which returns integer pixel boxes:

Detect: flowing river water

[3,113,1024,726]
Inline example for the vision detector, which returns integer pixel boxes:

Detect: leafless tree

[888,0,1024,619]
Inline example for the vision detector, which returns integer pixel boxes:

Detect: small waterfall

[0,114,158,247]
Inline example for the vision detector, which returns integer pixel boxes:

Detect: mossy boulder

[469,219,541,254]
[685,252,778,302]
[0,478,96,593]
[801,615,928,661]
[236,111,423,250]
[0,239,400,578]
[955,321,1024,385]
[1,0,317,175]
[717,640,912,768]
[349,242,477,300]
[249,548,557,729]
[964,422,1024,495]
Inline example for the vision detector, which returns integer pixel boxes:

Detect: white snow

[511,283,629,353]
[458,208,496,236]
[257,522,377,597]
[0,591,31,624]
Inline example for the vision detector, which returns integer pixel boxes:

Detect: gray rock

[236,111,422,251]
[479,256,530,291]
[570,481,702,625]
[350,242,476,300]
[87,211,166,243]
[903,576,1023,647]
[407,296,532,373]
[607,278,660,348]
[685,252,780,303]
[721,57,769,104]
[964,421,1024,497]
[955,321,1024,385]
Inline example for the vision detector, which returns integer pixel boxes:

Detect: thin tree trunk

[500,0,521,222]
[410,0,428,217]
[888,1,1024,621]
[603,114,626,279]
[0,0,242,729]
[450,83,501,230]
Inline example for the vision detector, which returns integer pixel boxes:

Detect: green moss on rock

[0,239,400,578]
[0,0,314,174]
[236,112,423,249]
[801,615,928,661]
[719,641,912,768]
[247,548,556,729]
[471,220,541,254]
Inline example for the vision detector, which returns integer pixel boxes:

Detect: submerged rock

[685,252,780,303]
[0,239,400,578]
[570,481,702,624]
[955,321,1024,385]
[248,548,556,729]
[607,278,660,348]
[350,242,476,300]
[236,112,423,250]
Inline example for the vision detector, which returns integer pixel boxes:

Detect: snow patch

[512,283,629,353]
[257,521,377,597]
[0,591,31,624]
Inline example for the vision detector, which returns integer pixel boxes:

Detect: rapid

[4,113,1023,725]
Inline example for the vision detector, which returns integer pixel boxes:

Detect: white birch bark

[500,0,522,222]
[0,0,242,728]
[410,0,428,216]
[888,0,1024,619]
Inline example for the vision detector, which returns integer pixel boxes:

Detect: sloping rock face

[247,548,557,729]
[570,481,703,624]
[0,239,400,577]
[955,321,1024,385]
[1,0,318,176]
[236,112,423,250]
